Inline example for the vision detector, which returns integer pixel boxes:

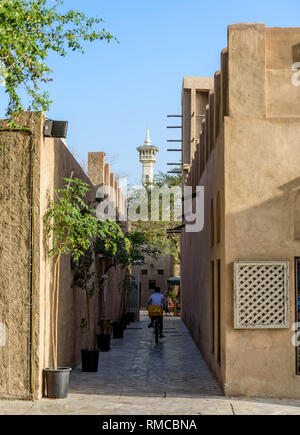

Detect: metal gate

[125,274,140,321]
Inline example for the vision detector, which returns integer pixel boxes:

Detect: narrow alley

[2,314,300,415]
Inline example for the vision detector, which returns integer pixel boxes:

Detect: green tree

[44,174,99,369]
[116,230,161,269]
[153,169,182,189]
[72,248,98,351]
[73,220,131,350]
[0,0,116,117]
[44,174,128,369]
[95,228,160,318]
[129,169,182,263]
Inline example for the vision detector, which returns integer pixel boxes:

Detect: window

[210,261,215,355]
[200,134,204,176]
[205,116,209,163]
[141,270,148,275]
[210,199,215,248]
[216,192,220,244]
[234,261,289,329]
[149,280,156,290]
[157,269,164,275]
[217,259,221,366]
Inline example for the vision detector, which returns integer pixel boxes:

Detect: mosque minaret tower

[137,128,159,186]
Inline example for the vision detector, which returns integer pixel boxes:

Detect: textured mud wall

[0,114,40,399]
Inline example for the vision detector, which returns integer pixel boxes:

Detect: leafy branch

[0,0,117,116]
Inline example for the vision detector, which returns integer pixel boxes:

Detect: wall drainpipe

[28,133,36,400]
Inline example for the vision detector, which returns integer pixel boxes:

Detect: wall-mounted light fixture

[44,119,68,138]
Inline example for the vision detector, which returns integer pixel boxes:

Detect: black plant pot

[81,349,100,372]
[119,318,127,329]
[97,334,111,352]
[44,367,72,399]
[124,313,132,324]
[121,317,129,327]
[113,322,124,339]
[127,312,135,322]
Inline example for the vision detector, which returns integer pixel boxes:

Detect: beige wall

[224,24,300,398]
[38,134,101,398]
[88,152,127,323]
[224,118,300,398]
[134,254,174,308]
[181,115,225,387]
[102,264,126,321]
[181,23,300,398]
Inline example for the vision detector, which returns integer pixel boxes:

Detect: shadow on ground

[69,314,222,399]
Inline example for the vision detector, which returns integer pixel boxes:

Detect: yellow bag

[148,305,163,317]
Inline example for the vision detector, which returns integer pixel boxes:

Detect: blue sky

[1,0,300,184]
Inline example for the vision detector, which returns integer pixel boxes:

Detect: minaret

[137,128,159,186]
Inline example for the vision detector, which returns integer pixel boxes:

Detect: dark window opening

[217,259,221,366]
[157,269,164,275]
[211,261,215,355]
[211,199,215,248]
[216,191,221,244]
[141,270,148,275]
[149,280,156,290]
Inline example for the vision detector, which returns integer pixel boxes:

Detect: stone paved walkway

[2,313,300,415]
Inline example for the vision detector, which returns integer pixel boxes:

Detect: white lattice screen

[234,261,289,329]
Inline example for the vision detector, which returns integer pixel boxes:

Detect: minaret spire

[145,127,151,145]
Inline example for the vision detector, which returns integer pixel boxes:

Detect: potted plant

[97,318,112,351]
[112,320,125,339]
[44,174,101,398]
[126,312,135,323]
[94,222,131,340]
[72,248,101,372]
